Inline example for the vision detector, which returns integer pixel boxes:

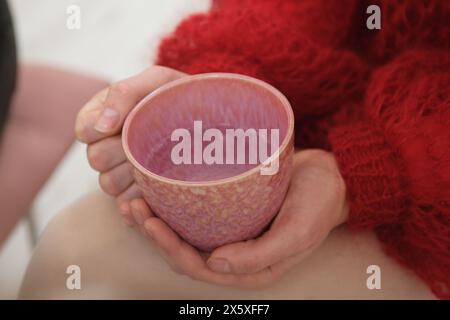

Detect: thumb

[76,66,185,143]
[206,150,345,275]
[206,209,308,274]
[94,66,185,134]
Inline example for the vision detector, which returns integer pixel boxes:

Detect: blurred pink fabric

[0,65,107,244]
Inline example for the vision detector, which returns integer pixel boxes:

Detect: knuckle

[99,172,120,195]
[295,227,310,245]
[116,192,129,204]
[152,65,184,81]
[74,119,85,141]
[116,197,128,210]
[109,81,132,97]
[239,254,264,274]
[75,114,90,143]
[255,268,283,290]
[87,144,107,171]
[295,227,318,252]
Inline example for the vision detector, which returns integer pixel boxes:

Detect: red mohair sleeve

[156,1,450,298]
[329,50,450,299]
[156,0,368,148]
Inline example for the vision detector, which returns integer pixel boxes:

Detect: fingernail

[207,258,231,273]
[95,108,120,132]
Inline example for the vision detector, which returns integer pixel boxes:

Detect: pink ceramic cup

[122,73,294,251]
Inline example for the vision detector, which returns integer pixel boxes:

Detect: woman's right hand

[75,65,186,228]
[126,150,349,290]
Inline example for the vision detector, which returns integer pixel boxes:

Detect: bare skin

[19,192,434,299]
[0,65,107,244]
[74,66,357,287]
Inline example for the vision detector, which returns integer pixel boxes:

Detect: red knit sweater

[156,0,450,299]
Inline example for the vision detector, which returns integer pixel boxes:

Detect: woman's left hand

[132,149,349,289]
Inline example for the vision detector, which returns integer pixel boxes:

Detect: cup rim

[122,72,295,187]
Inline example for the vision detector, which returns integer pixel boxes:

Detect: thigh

[19,192,435,299]
[0,65,107,243]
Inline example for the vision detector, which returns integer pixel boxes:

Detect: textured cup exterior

[133,136,294,251]
[123,73,295,252]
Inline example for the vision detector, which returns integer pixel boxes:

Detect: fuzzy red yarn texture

[360,0,450,62]
[156,0,450,299]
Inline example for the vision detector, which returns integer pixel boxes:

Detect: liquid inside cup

[126,76,290,182]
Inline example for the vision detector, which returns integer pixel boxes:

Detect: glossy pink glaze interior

[126,76,289,182]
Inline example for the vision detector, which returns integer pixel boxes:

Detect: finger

[75,88,109,143]
[206,151,343,275]
[135,224,148,238]
[98,162,134,196]
[119,202,135,227]
[86,136,127,172]
[116,184,142,205]
[142,217,267,287]
[120,200,153,238]
[130,198,154,225]
[143,218,233,282]
[233,240,324,289]
[207,204,315,275]
[121,216,135,227]
[76,66,184,143]
[190,245,318,290]
[143,217,287,288]
[94,66,185,135]
[272,240,322,275]
[144,217,207,276]
[230,249,318,290]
